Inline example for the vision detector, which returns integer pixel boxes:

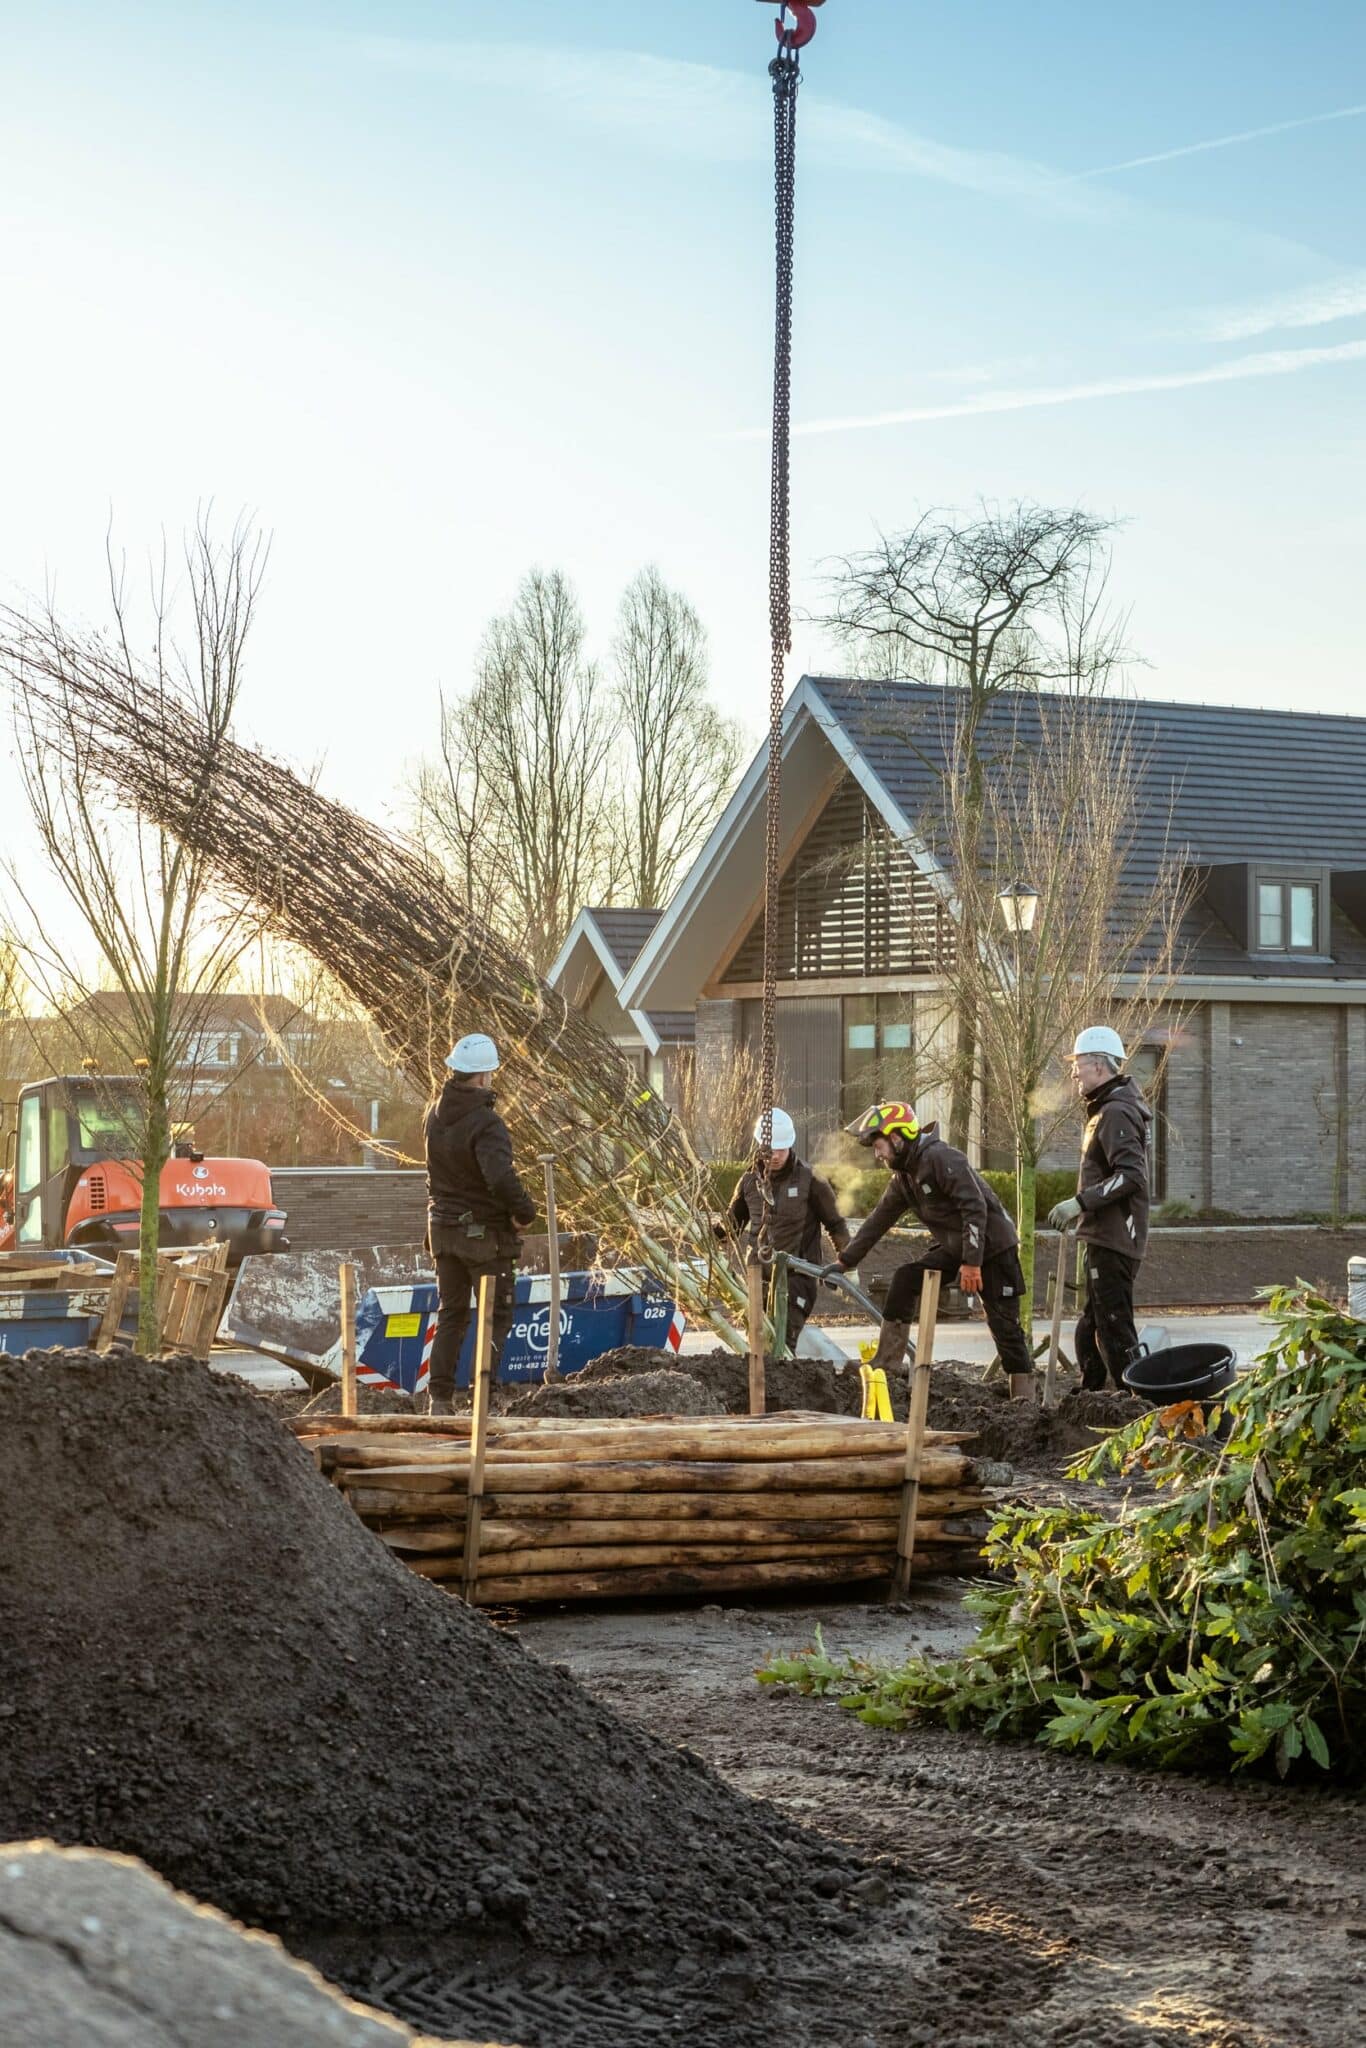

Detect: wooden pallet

[94,1242,231,1359]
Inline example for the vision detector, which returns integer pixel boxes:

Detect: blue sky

[2,0,1364,837]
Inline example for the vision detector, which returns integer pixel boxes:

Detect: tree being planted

[0,603,757,1348]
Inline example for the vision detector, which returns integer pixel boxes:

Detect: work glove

[1048,1196,1083,1229]
[821,1262,847,1289]
[958,1265,983,1296]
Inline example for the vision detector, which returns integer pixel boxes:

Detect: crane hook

[772,2,822,54]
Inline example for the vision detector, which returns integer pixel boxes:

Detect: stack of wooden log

[290,1411,995,1604]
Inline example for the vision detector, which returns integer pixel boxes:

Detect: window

[1255,875,1321,954]
[842,995,914,1118]
[16,1093,43,1244]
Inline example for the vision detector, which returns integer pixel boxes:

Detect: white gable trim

[620,675,952,1012]
[547,909,625,995]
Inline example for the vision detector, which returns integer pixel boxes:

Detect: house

[613,676,1366,1218]
[549,907,694,1106]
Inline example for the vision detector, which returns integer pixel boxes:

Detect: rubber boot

[424,1391,454,1417]
[1009,1374,1035,1402]
[871,1319,911,1373]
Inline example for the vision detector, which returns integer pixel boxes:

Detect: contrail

[778,337,1366,438]
[1082,101,1366,177]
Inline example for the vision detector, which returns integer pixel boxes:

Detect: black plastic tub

[1123,1341,1237,1407]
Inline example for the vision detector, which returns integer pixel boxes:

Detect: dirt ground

[517,1590,1366,2048]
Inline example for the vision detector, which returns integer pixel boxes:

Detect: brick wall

[269,1169,427,1250]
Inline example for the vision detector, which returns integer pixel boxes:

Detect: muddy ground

[518,1591,1366,2048]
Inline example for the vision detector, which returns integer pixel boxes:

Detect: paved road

[680,1310,1274,1367]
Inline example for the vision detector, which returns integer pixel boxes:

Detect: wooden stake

[539,1154,562,1385]
[770,1253,790,1363]
[746,1254,766,1417]
[890,1266,941,1602]
[461,1271,496,1602]
[1042,1227,1072,1412]
[339,1261,358,1419]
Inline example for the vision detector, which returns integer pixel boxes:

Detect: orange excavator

[0,1074,288,1263]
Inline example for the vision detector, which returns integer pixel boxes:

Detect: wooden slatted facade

[721,775,950,986]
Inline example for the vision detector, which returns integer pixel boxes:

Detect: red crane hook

[773,2,822,53]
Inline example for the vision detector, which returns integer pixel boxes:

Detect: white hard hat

[1072,1025,1126,1062]
[446,1032,500,1075]
[754,1107,797,1151]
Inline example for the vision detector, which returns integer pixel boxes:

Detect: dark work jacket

[841,1123,1017,1270]
[1076,1075,1152,1261]
[728,1154,849,1263]
[424,1079,536,1240]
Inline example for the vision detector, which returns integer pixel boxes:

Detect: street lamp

[998,881,1039,935]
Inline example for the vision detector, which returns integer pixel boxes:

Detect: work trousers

[1075,1245,1140,1391]
[428,1253,516,1401]
[884,1247,1034,1377]
[761,1264,815,1350]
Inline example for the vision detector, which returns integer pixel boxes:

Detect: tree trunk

[136,1087,170,1353]
[1016,1150,1038,1333]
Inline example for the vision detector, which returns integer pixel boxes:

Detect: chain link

[755,44,800,1263]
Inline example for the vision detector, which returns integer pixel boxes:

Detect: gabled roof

[621,676,1366,1010]
[548,907,694,1055]
[587,907,664,975]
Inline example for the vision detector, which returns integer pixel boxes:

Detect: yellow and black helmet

[848,1101,920,1149]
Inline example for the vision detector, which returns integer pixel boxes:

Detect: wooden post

[462,1271,497,1602]
[769,1253,790,1363]
[339,1261,358,1419]
[1042,1228,1072,1411]
[746,1254,766,1417]
[889,1267,941,1602]
[539,1153,562,1385]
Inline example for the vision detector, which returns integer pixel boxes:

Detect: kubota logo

[175,1181,227,1199]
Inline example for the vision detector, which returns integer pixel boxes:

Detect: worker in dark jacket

[835,1102,1034,1398]
[423,1031,536,1416]
[1048,1026,1153,1390]
[725,1108,849,1347]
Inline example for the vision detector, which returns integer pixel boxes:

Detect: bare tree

[611,568,744,908]
[414,570,619,971]
[815,503,1126,1146]
[0,514,268,1347]
[911,693,1191,1348]
[673,1038,768,1164]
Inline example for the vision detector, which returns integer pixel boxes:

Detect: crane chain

[756,41,801,1265]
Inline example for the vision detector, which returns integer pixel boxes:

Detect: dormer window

[1255,872,1321,955]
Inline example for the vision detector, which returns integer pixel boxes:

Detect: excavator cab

[0,1076,287,1262]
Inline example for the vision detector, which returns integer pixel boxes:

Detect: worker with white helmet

[422,1032,536,1415]
[1048,1025,1154,1390]
[723,1108,849,1348]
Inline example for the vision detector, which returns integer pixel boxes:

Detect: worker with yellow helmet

[832,1102,1034,1399]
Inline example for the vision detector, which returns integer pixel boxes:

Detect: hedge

[706,1159,1078,1224]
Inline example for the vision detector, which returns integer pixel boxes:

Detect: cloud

[347,36,1104,215]
[772,336,1366,437]
[1081,101,1366,178]
[1195,274,1366,343]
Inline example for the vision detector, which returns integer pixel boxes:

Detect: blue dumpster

[0,1251,115,1355]
[351,1267,685,1397]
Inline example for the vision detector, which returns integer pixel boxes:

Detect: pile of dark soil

[917,1367,1145,1469]
[0,1348,887,2045]
[250,1379,416,1419]
[572,1347,1142,1473]
[506,1368,725,1419]
[578,1344,864,1417]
